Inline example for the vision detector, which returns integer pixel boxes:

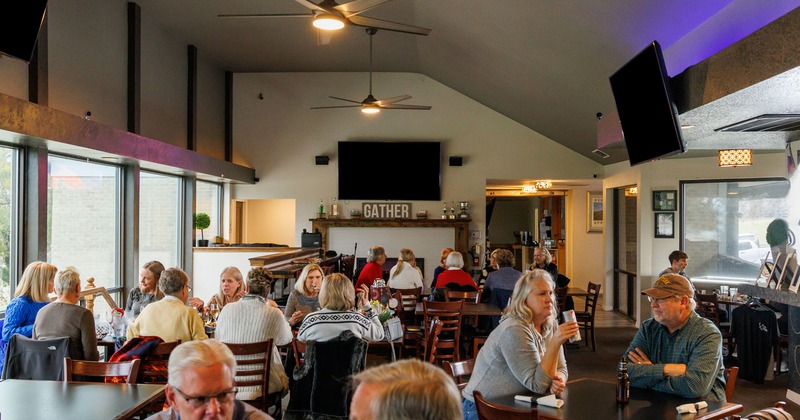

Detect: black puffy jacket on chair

[2,334,70,380]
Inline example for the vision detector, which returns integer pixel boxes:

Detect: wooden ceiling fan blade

[311,105,362,109]
[329,96,363,104]
[375,95,411,105]
[347,15,431,36]
[335,0,392,17]
[381,104,432,110]
[218,13,313,18]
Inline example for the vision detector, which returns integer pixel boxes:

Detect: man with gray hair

[624,273,726,401]
[127,267,208,342]
[349,358,462,420]
[33,267,99,361]
[147,339,271,420]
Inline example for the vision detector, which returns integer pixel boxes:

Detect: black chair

[574,282,601,351]
[2,334,70,380]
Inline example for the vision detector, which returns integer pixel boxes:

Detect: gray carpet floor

[566,327,800,417]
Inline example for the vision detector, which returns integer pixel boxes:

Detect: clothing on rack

[730,303,778,384]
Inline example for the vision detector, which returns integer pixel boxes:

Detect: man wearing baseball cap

[623,273,726,401]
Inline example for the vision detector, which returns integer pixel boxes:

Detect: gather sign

[362,202,412,219]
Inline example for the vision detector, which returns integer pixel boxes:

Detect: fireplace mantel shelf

[310,218,471,256]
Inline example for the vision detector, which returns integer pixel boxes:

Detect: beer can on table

[562,310,581,343]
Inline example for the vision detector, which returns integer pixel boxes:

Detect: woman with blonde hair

[460,269,578,420]
[298,273,384,342]
[0,261,58,373]
[125,260,165,319]
[388,248,424,290]
[208,266,246,309]
[284,263,323,327]
[531,246,558,281]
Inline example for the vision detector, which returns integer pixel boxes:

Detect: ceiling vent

[591,149,610,159]
[715,114,800,132]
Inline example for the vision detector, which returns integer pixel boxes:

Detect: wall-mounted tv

[338,141,441,201]
[0,1,48,63]
[609,41,686,166]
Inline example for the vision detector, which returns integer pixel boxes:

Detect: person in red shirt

[356,246,386,290]
[433,251,479,300]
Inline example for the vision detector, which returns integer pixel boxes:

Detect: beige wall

[244,199,296,246]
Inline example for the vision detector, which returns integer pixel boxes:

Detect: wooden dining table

[0,379,166,419]
[566,287,590,297]
[487,378,743,420]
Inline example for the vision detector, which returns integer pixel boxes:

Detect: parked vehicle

[738,239,772,264]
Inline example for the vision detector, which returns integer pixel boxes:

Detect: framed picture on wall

[586,192,603,232]
[653,190,677,211]
[654,212,674,238]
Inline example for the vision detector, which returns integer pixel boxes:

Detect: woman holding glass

[125,260,165,319]
[0,261,58,373]
[460,269,579,420]
[284,263,323,328]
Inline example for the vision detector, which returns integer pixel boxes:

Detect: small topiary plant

[194,212,211,241]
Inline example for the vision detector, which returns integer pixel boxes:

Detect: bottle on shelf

[449,201,456,220]
[318,199,325,218]
[330,197,339,218]
[442,202,448,219]
[616,357,630,404]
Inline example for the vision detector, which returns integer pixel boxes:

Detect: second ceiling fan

[312,27,432,114]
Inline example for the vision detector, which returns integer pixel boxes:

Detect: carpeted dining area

[565,313,800,418]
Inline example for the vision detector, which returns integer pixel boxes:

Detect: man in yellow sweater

[127,267,208,342]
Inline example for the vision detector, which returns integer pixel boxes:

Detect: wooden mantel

[310,218,471,256]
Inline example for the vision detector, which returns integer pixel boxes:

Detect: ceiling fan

[219,0,431,43]
[311,28,432,113]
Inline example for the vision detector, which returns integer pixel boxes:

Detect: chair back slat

[423,300,464,363]
[223,340,273,392]
[443,359,475,390]
[138,340,180,383]
[424,318,443,363]
[474,390,539,419]
[64,357,141,383]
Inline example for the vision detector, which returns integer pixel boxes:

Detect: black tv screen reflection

[610,41,686,166]
[338,141,441,201]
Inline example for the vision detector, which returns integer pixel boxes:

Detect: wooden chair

[473,336,487,357]
[724,366,739,402]
[423,317,443,363]
[394,287,424,357]
[223,339,282,419]
[574,282,601,351]
[555,286,569,321]
[732,401,791,419]
[64,357,140,383]
[421,300,464,364]
[473,390,539,420]
[138,340,180,383]
[443,359,475,390]
[445,289,483,358]
[695,293,733,355]
[292,337,306,369]
[339,253,356,278]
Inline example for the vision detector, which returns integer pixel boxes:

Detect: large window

[0,146,20,311]
[196,181,221,241]
[682,179,790,280]
[140,171,182,267]
[47,156,122,305]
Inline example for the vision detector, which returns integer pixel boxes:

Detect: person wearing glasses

[148,339,270,419]
[623,274,726,401]
[127,267,208,343]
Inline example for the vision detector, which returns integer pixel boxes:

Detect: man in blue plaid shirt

[624,274,726,401]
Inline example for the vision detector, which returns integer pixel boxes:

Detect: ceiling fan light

[313,14,345,30]
[361,105,380,114]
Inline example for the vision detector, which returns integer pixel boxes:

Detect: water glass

[729,287,738,300]
[719,285,729,296]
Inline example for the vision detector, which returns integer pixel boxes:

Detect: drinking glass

[719,285,729,296]
[729,287,738,300]
[209,303,221,321]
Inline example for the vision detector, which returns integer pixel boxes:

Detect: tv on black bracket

[338,141,441,201]
[609,40,686,166]
[0,0,48,63]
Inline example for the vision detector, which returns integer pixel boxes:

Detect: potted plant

[194,212,211,247]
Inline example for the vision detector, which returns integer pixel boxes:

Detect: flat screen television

[0,0,48,63]
[338,141,441,201]
[609,41,686,166]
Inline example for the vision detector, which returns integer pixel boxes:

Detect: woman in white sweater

[216,266,293,398]
[297,273,384,342]
[388,248,424,290]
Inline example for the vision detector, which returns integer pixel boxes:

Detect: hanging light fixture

[534,180,552,190]
[718,149,753,167]
[361,103,380,114]
[312,13,345,30]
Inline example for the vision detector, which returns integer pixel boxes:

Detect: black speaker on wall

[315,155,329,165]
[449,156,463,166]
